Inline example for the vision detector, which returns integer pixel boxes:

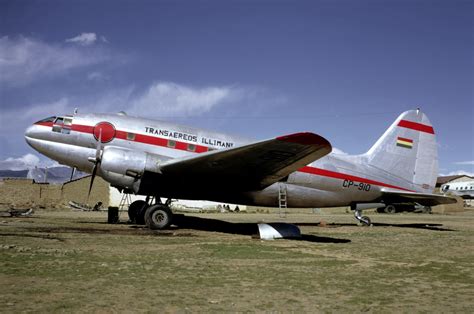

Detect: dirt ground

[0,208,473,313]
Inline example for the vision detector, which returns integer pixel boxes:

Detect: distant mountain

[0,166,87,184]
[27,167,87,184]
[0,169,29,178]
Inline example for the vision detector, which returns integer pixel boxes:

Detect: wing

[154,132,331,191]
[381,189,457,206]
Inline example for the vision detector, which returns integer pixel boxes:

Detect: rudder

[365,109,438,193]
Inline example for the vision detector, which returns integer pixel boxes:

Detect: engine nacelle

[99,146,162,192]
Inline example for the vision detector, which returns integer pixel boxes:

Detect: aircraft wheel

[145,205,173,230]
[361,216,371,226]
[384,205,397,214]
[128,200,148,224]
[421,206,432,214]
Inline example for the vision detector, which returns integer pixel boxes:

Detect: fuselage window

[187,144,196,152]
[167,140,176,148]
[127,132,136,141]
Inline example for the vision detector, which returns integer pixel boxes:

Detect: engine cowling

[99,146,162,192]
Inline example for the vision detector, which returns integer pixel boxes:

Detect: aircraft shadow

[172,215,351,243]
[295,222,455,232]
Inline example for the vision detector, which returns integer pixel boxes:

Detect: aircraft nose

[25,125,34,138]
[24,125,41,148]
[25,125,35,147]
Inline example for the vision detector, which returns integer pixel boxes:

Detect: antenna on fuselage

[74,108,78,115]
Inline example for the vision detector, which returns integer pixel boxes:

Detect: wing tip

[277,132,331,147]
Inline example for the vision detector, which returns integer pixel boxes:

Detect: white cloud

[24,98,72,119]
[130,82,240,116]
[0,154,40,170]
[332,147,348,155]
[454,161,474,165]
[65,32,97,46]
[87,71,108,81]
[440,170,474,177]
[0,36,108,87]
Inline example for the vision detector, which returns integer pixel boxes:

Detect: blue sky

[0,0,472,175]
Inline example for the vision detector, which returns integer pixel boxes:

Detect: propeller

[87,128,103,201]
[69,167,76,181]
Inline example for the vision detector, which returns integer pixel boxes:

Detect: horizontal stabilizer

[381,190,457,206]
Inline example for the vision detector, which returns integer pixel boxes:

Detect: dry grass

[0,209,473,312]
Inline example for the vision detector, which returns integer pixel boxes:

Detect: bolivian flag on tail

[396,137,413,149]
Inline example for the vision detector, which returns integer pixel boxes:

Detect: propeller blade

[96,128,102,160]
[88,128,103,202]
[69,167,76,181]
[87,163,98,201]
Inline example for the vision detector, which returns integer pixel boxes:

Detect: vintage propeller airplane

[25,109,456,229]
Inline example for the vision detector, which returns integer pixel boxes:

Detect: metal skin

[24,110,455,217]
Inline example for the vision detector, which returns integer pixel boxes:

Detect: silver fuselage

[25,112,428,208]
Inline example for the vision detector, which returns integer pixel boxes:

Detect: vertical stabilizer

[366,109,438,192]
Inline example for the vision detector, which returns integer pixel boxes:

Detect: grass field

[1,208,473,312]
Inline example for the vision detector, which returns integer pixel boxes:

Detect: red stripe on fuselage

[71,124,94,133]
[299,166,414,192]
[398,120,435,134]
[73,124,210,153]
[34,122,414,192]
[34,121,54,127]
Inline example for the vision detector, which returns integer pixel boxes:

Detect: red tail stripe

[398,120,434,134]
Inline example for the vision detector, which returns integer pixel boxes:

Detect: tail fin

[366,109,438,192]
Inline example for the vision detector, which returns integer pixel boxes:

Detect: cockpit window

[35,116,56,124]
[52,116,72,134]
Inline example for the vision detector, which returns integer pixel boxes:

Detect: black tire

[128,200,148,224]
[384,205,397,214]
[421,206,432,214]
[145,205,173,230]
[361,216,371,226]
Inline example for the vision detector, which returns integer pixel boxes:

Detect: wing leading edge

[155,132,332,191]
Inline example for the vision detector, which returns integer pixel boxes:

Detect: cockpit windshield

[35,116,56,124]
[52,116,73,134]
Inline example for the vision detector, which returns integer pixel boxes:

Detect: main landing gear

[128,197,174,230]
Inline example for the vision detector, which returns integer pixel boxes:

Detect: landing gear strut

[354,209,371,226]
[351,203,383,226]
